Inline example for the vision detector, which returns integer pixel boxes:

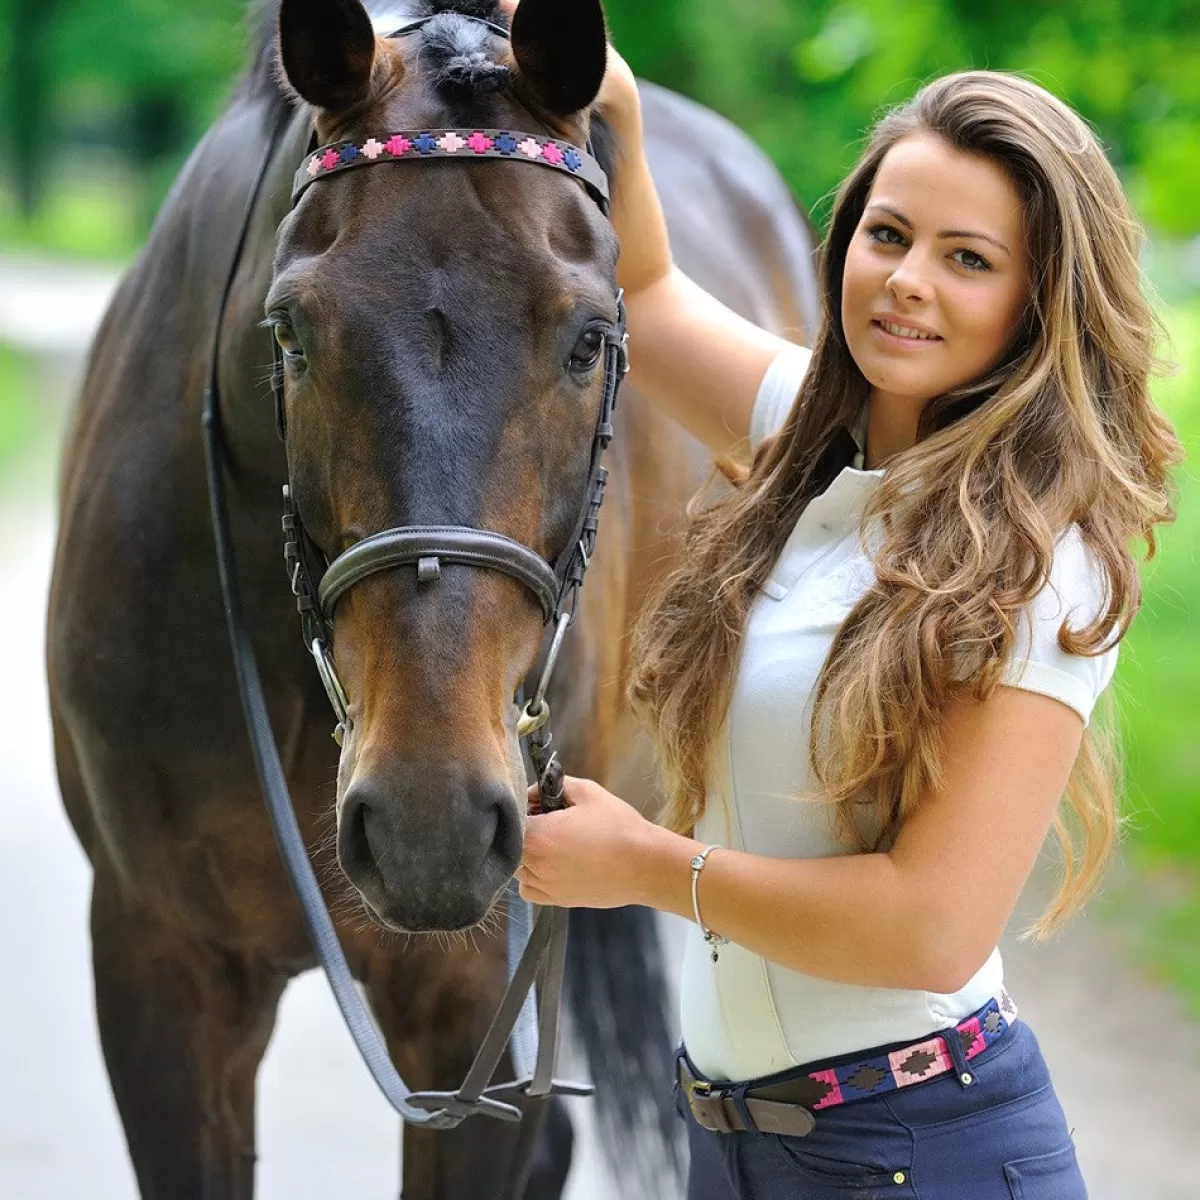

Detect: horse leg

[399,1093,573,1200]
[361,943,574,1200]
[91,872,287,1200]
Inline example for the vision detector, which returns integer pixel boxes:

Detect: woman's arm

[519,686,1085,994]
[621,269,801,461]
[600,52,798,459]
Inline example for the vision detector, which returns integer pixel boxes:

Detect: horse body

[46,2,817,1196]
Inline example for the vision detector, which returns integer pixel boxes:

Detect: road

[2,256,1199,1198]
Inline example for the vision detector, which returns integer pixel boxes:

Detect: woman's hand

[497,0,642,139]
[517,775,664,909]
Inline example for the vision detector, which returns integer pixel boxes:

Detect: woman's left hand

[517,775,659,908]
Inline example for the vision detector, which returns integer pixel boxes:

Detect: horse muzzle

[337,763,524,931]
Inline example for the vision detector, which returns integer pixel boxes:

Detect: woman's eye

[273,322,306,362]
[570,327,606,372]
[952,248,992,272]
[866,223,906,246]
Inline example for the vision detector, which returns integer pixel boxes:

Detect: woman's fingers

[494,0,640,134]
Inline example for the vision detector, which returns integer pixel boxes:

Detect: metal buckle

[614,330,630,378]
[516,699,550,739]
[687,1082,736,1134]
[517,611,571,739]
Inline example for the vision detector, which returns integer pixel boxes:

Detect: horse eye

[570,327,605,372]
[273,322,306,363]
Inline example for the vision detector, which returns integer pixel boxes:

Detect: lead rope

[202,105,589,1150]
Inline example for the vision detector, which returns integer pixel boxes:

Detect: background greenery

[0,0,1196,1008]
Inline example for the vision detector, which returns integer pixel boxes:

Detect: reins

[201,15,628,1196]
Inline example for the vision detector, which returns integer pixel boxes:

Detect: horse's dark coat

[47,0,820,1195]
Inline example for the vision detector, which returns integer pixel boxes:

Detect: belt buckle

[687,1079,739,1134]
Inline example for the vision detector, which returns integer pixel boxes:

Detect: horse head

[268,0,619,932]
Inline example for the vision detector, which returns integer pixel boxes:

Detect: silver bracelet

[690,844,729,963]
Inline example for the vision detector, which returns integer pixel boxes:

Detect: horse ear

[278,0,378,112]
[511,0,608,116]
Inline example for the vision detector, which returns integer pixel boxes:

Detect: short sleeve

[1000,527,1119,726]
[750,346,812,453]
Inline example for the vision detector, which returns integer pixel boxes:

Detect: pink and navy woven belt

[680,988,1019,1137]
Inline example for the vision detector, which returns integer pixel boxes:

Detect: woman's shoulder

[1029,525,1113,626]
[1000,525,1119,726]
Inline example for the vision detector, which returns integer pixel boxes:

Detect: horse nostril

[488,784,523,872]
[338,786,374,873]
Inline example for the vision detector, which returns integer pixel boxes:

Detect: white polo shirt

[679,347,1119,1081]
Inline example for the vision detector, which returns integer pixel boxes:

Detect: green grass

[1113,299,1200,1015]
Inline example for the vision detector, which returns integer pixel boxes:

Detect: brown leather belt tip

[679,1059,817,1137]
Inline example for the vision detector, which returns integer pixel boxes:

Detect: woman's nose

[886,253,933,304]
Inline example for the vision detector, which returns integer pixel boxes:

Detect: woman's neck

[864,390,921,470]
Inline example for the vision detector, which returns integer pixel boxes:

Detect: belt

[680,987,1019,1137]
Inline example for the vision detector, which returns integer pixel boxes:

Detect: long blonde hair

[628,71,1183,936]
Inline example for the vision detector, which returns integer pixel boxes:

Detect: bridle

[200,13,629,1194]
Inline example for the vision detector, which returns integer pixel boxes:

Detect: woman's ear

[278,0,377,112]
[511,0,607,116]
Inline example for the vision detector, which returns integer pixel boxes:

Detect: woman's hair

[628,70,1183,937]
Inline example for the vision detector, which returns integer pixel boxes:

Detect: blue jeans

[675,1021,1087,1198]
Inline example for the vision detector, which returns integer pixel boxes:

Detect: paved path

[2,255,1199,1197]
[0,253,121,355]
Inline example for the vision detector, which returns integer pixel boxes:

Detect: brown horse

[45,0,818,1196]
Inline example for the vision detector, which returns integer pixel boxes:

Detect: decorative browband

[292,128,610,208]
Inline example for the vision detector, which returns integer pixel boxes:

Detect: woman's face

[841,134,1031,423]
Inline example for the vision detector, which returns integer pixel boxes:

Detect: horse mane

[237,0,616,180]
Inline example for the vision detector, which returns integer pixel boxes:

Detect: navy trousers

[676,1021,1087,1199]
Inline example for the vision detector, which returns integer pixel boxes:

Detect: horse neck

[210,101,311,507]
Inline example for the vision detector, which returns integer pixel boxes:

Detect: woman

[512,23,1182,1199]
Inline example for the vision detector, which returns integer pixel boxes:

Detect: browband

[292,128,610,208]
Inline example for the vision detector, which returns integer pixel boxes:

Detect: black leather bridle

[200,14,628,1195]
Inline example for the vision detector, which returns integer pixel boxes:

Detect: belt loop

[727,1083,756,1132]
[943,1023,976,1088]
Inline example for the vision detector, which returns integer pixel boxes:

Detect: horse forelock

[242,1,512,117]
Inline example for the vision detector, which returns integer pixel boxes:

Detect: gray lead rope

[507,879,539,1082]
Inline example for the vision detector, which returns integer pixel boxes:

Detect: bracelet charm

[690,844,729,962]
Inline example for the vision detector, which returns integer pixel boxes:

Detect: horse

[45,0,819,1195]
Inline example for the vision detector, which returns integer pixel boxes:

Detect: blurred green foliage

[1117,300,1200,1013]
[0,0,1198,247]
[605,0,1200,236]
[0,0,245,229]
